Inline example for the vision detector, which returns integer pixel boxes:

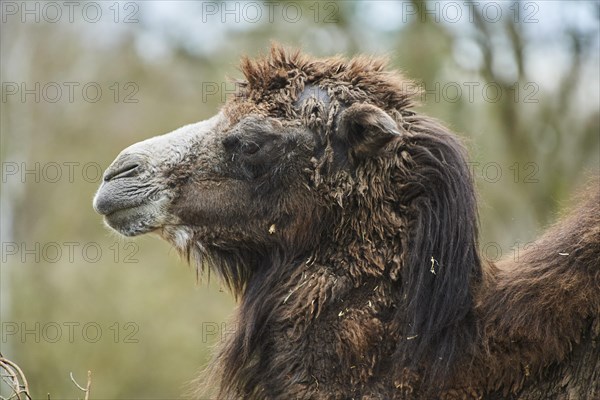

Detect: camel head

[93,110,320,239]
[93,46,421,290]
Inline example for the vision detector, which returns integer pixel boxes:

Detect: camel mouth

[102,201,166,237]
[93,187,149,216]
[94,180,171,237]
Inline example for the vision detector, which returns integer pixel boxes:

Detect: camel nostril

[104,162,142,182]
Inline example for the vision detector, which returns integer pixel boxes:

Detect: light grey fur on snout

[93,114,221,236]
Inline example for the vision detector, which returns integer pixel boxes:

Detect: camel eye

[222,135,240,151]
[222,136,262,156]
[241,142,260,155]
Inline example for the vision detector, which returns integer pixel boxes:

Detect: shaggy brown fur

[97,44,599,399]
[188,46,599,399]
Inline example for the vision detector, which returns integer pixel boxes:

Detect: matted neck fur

[94,45,599,399]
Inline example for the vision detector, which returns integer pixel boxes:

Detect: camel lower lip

[102,203,161,237]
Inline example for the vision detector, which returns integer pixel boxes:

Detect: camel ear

[337,103,401,159]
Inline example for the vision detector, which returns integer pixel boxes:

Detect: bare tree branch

[0,354,32,400]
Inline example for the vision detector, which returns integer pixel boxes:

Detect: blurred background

[1,1,598,398]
